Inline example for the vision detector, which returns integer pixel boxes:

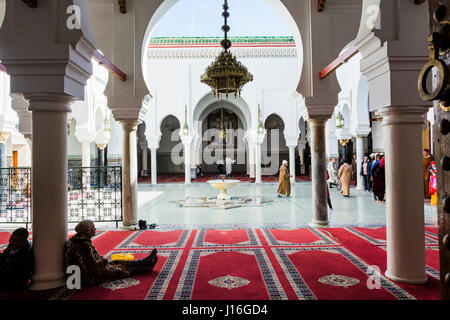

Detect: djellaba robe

[277,165,291,196]
[65,232,131,286]
[339,162,353,197]
[424,155,434,198]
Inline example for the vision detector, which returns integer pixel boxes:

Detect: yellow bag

[110,253,135,261]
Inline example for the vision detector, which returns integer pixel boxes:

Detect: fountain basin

[207,180,240,201]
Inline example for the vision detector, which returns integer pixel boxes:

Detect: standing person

[351,154,357,184]
[277,160,292,198]
[360,156,370,191]
[327,158,338,188]
[217,158,225,175]
[225,156,236,178]
[423,149,434,199]
[326,171,333,210]
[369,154,378,191]
[338,158,353,197]
[372,156,385,203]
[0,228,34,292]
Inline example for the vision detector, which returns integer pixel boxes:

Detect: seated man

[65,220,158,287]
[0,228,34,292]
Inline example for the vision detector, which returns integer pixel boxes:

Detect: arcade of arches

[0,0,448,300]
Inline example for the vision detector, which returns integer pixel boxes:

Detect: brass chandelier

[200,0,253,99]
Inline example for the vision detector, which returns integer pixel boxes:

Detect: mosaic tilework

[138,183,438,229]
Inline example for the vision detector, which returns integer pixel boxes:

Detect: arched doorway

[196,100,247,175]
[158,115,182,174]
[262,114,287,176]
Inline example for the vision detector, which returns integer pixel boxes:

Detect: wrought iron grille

[0,168,31,226]
[0,166,122,227]
[68,166,122,225]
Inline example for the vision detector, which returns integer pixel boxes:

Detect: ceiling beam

[93,51,127,81]
[320,45,358,79]
[318,0,326,12]
[118,0,126,14]
[22,0,37,8]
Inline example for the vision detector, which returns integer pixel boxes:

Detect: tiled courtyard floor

[137,182,437,230]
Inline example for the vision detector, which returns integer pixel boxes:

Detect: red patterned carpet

[0,226,441,300]
[138,173,312,184]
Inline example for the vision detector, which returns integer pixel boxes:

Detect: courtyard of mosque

[137,182,437,229]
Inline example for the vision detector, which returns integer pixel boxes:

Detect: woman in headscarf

[65,220,158,286]
[372,156,386,203]
[338,158,353,197]
[277,160,292,198]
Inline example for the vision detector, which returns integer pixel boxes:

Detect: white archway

[140,0,305,97]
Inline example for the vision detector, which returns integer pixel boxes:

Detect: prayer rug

[0,227,440,300]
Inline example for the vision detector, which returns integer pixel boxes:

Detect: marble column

[0,132,9,168]
[299,148,305,166]
[151,148,157,185]
[26,93,72,290]
[81,141,91,168]
[97,144,106,188]
[248,143,256,179]
[24,134,33,225]
[379,105,429,284]
[308,118,329,226]
[255,143,262,184]
[142,147,148,176]
[289,146,296,184]
[184,143,192,185]
[121,121,139,228]
[356,136,365,190]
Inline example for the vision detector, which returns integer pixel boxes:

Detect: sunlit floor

[137,182,437,230]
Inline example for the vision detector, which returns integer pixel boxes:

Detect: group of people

[0,220,159,293]
[216,156,237,177]
[327,153,386,203]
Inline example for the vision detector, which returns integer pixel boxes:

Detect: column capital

[0,132,10,143]
[25,93,74,113]
[120,120,140,133]
[379,105,430,126]
[307,117,329,126]
[97,144,107,151]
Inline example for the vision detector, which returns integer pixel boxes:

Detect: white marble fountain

[173,177,273,210]
[207,179,240,201]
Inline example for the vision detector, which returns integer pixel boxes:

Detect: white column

[26,93,72,290]
[142,147,148,175]
[356,136,365,190]
[308,118,329,226]
[380,105,429,284]
[151,147,157,185]
[249,143,256,178]
[121,121,139,228]
[184,143,192,184]
[81,141,91,168]
[255,143,262,184]
[288,146,296,184]
[0,133,9,168]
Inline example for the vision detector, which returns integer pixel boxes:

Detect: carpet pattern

[34,226,440,300]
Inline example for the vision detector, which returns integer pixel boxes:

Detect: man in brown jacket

[277,160,292,198]
[339,159,353,197]
[66,220,158,286]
